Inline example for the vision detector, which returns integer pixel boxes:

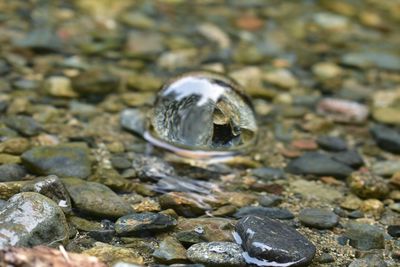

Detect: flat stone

[187,242,245,267]
[115,212,177,236]
[152,236,187,264]
[290,179,343,202]
[372,160,400,177]
[344,222,385,250]
[316,136,347,151]
[250,167,286,181]
[83,244,144,266]
[332,150,364,169]
[298,208,339,229]
[4,115,41,137]
[286,152,353,179]
[370,124,400,154]
[234,206,294,220]
[234,216,316,267]
[21,143,91,178]
[0,192,69,248]
[63,178,132,218]
[0,164,26,182]
[120,108,148,137]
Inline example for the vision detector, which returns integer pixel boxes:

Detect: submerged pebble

[234,216,316,267]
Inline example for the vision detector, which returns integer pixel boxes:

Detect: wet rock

[316,98,369,123]
[312,62,342,80]
[72,68,120,96]
[187,242,245,267]
[341,51,400,71]
[344,222,385,250]
[286,152,353,179]
[250,167,286,181]
[176,217,235,244]
[372,160,400,177]
[316,136,347,151]
[263,69,298,89]
[44,76,78,98]
[234,206,294,220]
[235,216,316,267]
[370,124,400,154]
[360,199,384,218]
[387,225,400,238]
[290,179,343,202]
[0,154,21,164]
[153,236,187,264]
[124,31,164,58]
[0,192,68,248]
[132,155,175,181]
[115,212,177,236]
[0,181,27,200]
[120,108,148,137]
[4,115,41,137]
[159,192,211,217]
[347,171,389,199]
[83,244,144,266]
[0,164,26,182]
[21,143,91,178]
[348,257,387,267]
[0,137,30,155]
[21,175,72,214]
[373,107,400,125]
[110,155,132,170]
[258,195,282,207]
[332,150,364,169]
[63,178,132,218]
[298,208,339,229]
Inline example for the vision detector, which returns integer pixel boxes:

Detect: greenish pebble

[344,222,385,250]
[152,236,187,264]
[4,115,42,136]
[21,143,91,178]
[63,177,132,218]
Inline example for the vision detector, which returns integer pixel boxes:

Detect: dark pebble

[110,155,132,170]
[332,150,364,169]
[115,212,177,236]
[0,164,26,182]
[286,152,353,179]
[318,253,335,263]
[120,108,148,137]
[317,136,347,151]
[234,206,294,220]
[250,167,286,181]
[387,225,400,238]
[370,124,400,154]
[234,216,316,267]
[348,210,364,219]
[344,222,385,250]
[258,195,282,207]
[298,208,339,229]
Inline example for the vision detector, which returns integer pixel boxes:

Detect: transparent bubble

[144,71,258,158]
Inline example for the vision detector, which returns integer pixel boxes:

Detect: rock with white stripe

[234,216,315,267]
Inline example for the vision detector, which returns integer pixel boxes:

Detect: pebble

[0,192,69,248]
[263,69,298,89]
[159,192,211,217]
[347,170,389,199]
[360,199,384,218]
[186,242,245,267]
[286,152,353,179]
[250,167,286,181]
[316,98,369,123]
[120,108,148,137]
[115,212,177,236]
[63,178,132,218]
[234,216,316,267]
[0,137,30,155]
[21,175,72,214]
[316,136,347,151]
[21,143,91,178]
[44,76,77,98]
[4,115,42,136]
[387,225,400,238]
[152,236,187,264]
[176,217,235,244]
[372,160,400,177]
[298,208,339,229]
[0,164,26,182]
[344,222,385,250]
[72,68,120,96]
[258,195,283,207]
[331,150,364,169]
[83,244,144,266]
[312,62,342,80]
[370,124,400,154]
[234,206,294,220]
[348,255,388,267]
[341,51,400,71]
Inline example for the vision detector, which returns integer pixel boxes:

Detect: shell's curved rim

[143,130,258,160]
[155,70,256,112]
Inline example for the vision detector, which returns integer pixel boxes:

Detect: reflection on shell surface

[145,72,258,158]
